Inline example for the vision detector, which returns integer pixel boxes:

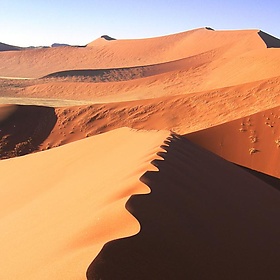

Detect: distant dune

[1,27,280,279]
[0,42,21,51]
[51,43,71,48]
[258,30,280,48]
[0,27,278,78]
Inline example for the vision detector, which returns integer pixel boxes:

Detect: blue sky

[1,0,279,47]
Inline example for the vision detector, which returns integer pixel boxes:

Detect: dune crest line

[87,134,280,280]
[0,128,169,279]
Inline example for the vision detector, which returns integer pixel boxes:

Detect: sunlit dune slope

[18,44,280,102]
[1,76,280,159]
[87,135,280,280]
[0,127,168,280]
[185,106,280,178]
[1,26,280,280]
[0,28,278,79]
[20,71,280,104]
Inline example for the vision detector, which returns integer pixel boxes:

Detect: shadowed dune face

[238,165,280,192]
[0,42,21,52]
[0,104,17,122]
[42,66,156,82]
[100,35,116,41]
[0,105,57,158]
[258,31,280,48]
[87,135,280,280]
[41,55,201,82]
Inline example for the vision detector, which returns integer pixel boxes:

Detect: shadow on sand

[258,30,280,48]
[0,105,57,158]
[87,134,280,280]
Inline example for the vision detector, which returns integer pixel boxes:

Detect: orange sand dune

[2,75,280,159]
[19,71,280,105]
[42,53,210,82]
[0,28,278,78]
[185,106,280,178]
[15,44,280,103]
[2,27,280,279]
[0,128,168,279]
[87,135,280,279]
[86,28,268,63]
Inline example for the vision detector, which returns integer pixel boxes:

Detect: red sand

[0,128,168,279]
[87,135,280,279]
[1,27,280,279]
[185,106,280,178]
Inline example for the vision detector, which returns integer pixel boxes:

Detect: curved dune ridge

[87,135,280,279]
[0,128,169,279]
[1,27,280,279]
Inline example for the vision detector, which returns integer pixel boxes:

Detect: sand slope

[0,128,168,279]
[2,74,280,159]
[1,27,280,280]
[0,28,278,79]
[87,135,280,279]
[185,106,280,178]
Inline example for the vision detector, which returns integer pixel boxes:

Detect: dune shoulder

[0,127,169,279]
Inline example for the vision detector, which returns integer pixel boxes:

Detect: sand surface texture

[1,27,280,279]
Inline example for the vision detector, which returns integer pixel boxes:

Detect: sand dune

[17,72,280,105]
[258,30,280,47]
[42,55,204,82]
[2,74,280,159]
[2,27,280,279]
[0,42,21,52]
[185,106,280,178]
[0,128,168,279]
[0,28,278,78]
[87,135,280,279]
[8,48,280,103]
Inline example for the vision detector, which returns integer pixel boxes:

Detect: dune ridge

[0,127,169,279]
[2,27,280,279]
[87,134,280,280]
